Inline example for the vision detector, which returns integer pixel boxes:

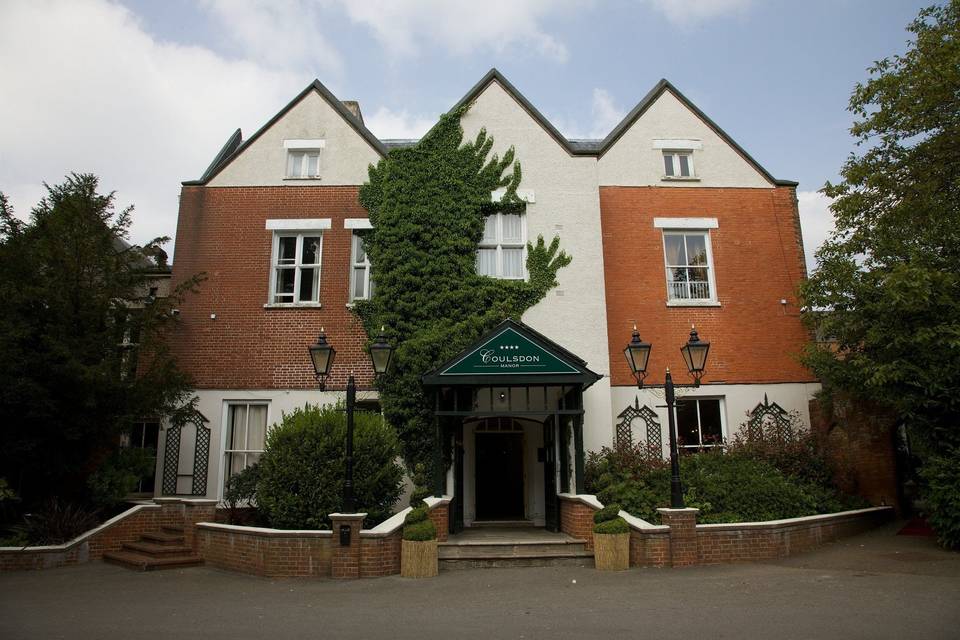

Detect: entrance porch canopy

[421,318,601,388]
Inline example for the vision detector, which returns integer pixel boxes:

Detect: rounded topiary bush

[256,404,404,529]
[593,503,622,524]
[593,517,630,535]
[403,517,437,542]
[405,506,429,525]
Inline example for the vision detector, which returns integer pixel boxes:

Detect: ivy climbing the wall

[355,104,571,470]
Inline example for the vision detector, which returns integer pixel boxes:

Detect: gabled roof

[183,79,388,186]
[183,69,797,187]
[422,318,602,388]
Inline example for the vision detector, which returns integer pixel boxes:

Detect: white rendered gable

[208,90,382,187]
[598,90,771,188]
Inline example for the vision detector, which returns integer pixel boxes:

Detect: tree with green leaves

[0,174,201,511]
[355,105,571,469]
[801,2,960,449]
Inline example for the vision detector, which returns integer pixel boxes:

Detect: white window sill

[666,299,721,308]
[263,302,322,309]
[344,300,371,308]
[661,176,701,182]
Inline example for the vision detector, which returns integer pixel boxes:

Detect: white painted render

[208,90,382,187]
[608,382,822,458]
[598,90,772,188]
[458,80,614,451]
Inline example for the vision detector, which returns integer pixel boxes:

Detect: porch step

[162,524,185,535]
[141,530,186,546]
[103,550,203,571]
[470,520,536,528]
[439,536,592,569]
[122,540,193,556]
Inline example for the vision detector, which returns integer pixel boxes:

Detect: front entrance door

[475,432,524,520]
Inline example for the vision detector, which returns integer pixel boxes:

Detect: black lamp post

[308,327,394,513]
[623,325,711,509]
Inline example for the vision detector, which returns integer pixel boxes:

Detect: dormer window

[653,139,701,181]
[284,139,325,179]
[663,151,694,178]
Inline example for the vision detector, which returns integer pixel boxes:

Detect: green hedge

[587,448,864,524]
[593,503,622,524]
[593,516,630,535]
[921,446,960,550]
[256,404,403,529]
[405,505,429,525]
[403,518,437,542]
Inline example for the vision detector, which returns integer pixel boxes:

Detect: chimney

[342,101,363,124]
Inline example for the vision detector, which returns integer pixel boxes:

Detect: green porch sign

[441,327,580,376]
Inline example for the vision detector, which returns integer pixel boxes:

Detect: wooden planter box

[401,539,438,578]
[593,532,630,571]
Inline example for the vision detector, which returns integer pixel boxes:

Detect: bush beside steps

[593,503,630,571]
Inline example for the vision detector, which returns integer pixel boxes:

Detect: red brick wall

[197,526,333,577]
[170,186,374,390]
[809,395,899,510]
[428,503,449,542]
[629,529,670,567]
[359,532,402,577]
[559,497,598,550]
[1,503,183,571]
[599,185,815,387]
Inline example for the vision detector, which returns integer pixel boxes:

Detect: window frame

[662,150,696,180]
[476,212,528,280]
[268,232,323,306]
[660,229,718,305]
[674,397,726,451]
[348,232,374,302]
[220,401,271,500]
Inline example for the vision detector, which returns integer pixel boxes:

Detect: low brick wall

[695,507,893,565]
[558,494,602,550]
[197,524,334,577]
[0,499,215,571]
[195,496,452,578]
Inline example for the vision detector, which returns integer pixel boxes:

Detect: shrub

[223,463,260,525]
[405,505,429,525]
[588,447,859,524]
[402,518,437,542]
[256,404,404,529]
[18,499,99,545]
[921,446,960,550]
[86,447,155,509]
[593,517,630,535]
[593,503,622,524]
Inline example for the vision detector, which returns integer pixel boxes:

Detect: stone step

[440,555,594,570]
[438,541,591,560]
[122,540,194,556]
[469,520,536,528]
[141,531,186,546]
[162,524,185,535]
[103,550,203,571]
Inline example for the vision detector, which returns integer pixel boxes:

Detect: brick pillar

[330,513,366,579]
[428,502,449,542]
[182,500,218,550]
[559,497,598,550]
[657,507,699,567]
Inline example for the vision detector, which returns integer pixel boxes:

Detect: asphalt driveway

[2,522,958,639]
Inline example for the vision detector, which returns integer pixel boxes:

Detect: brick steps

[439,534,592,569]
[103,527,203,571]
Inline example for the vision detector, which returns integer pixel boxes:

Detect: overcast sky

[0,0,927,271]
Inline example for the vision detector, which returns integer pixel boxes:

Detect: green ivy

[355,104,571,470]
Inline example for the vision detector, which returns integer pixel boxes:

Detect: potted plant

[592,503,630,571]
[401,465,438,578]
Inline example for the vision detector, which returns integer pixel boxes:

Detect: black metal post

[664,370,685,509]
[344,374,356,512]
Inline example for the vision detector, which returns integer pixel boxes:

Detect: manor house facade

[156,69,816,532]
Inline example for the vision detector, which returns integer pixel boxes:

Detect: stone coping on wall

[195,495,454,540]
[694,506,893,532]
[0,503,162,552]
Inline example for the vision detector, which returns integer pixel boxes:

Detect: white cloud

[364,107,436,140]
[552,88,627,140]
[642,0,753,25]
[0,0,303,256]
[199,0,343,73]
[797,190,835,274]
[335,0,575,62]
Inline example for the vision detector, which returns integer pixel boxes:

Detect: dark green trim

[574,419,585,494]
[422,318,601,388]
